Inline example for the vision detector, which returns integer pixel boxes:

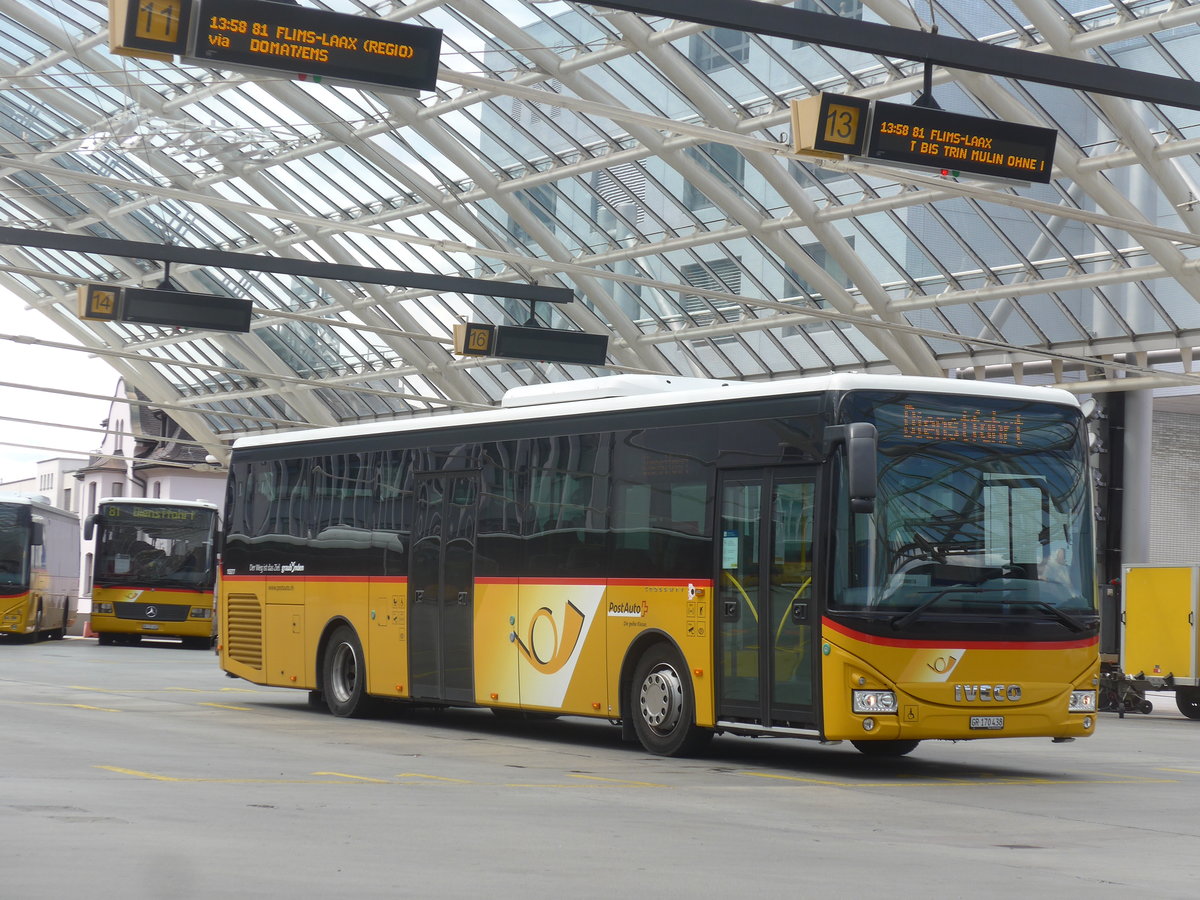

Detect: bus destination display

[902,404,1024,446]
[187,0,442,94]
[867,100,1057,184]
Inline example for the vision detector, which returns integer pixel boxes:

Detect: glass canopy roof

[3,0,1200,465]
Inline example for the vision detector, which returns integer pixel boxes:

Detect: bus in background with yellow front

[86,498,220,648]
[0,494,78,641]
[218,374,1099,757]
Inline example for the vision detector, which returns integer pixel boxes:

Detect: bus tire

[1175,688,1200,719]
[97,632,115,646]
[322,625,371,718]
[52,605,69,639]
[630,643,712,757]
[851,739,920,757]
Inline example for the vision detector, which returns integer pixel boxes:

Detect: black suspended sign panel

[866,100,1057,184]
[792,92,1057,184]
[77,285,252,333]
[185,0,443,94]
[453,323,608,366]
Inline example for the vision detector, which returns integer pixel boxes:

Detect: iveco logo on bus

[954,684,1022,702]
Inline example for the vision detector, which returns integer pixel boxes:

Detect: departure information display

[185,0,442,93]
[792,92,1057,184]
[867,100,1057,184]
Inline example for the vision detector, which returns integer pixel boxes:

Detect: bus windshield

[833,391,1095,623]
[94,507,217,589]
[0,504,30,588]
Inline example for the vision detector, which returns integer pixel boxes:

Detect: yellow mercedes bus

[219,374,1099,756]
[0,494,78,641]
[86,498,220,648]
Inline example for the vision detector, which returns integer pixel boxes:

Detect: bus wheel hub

[640,664,683,732]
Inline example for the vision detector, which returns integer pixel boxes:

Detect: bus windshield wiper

[1001,598,1087,633]
[890,591,1089,632]
[889,588,958,630]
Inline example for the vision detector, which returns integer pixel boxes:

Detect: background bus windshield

[834,392,1094,620]
[95,509,216,589]
[0,505,30,588]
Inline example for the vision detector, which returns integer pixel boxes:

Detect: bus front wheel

[630,644,712,757]
[851,739,920,757]
[322,625,371,718]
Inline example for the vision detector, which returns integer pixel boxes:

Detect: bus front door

[409,472,479,704]
[716,469,817,730]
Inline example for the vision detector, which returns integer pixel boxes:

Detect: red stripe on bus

[475,577,714,587]
[822,616,1099,651]
[95,586,208,595]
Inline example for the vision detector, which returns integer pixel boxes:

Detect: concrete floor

[1,635,1197,899]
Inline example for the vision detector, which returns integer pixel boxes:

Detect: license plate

[970,715,1005,730]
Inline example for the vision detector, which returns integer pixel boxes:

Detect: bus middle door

[716,468,818,731]
[409,471,479,703]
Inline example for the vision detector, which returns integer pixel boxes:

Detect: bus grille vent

[226,594,263,670]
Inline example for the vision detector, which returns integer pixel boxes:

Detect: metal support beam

[0,226,573,304]
[586,1,1200,111]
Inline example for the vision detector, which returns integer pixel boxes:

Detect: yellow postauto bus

[0,494,78,641]
[219,374,1099,756]
[86,498,220,648]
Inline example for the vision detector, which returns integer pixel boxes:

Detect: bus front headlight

[1069,690,1097,713]
[93,602,113,614]
[853,690,898,714]
[189,607,213,619]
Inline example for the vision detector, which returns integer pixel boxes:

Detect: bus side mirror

[30,522,45,546]
[83,514,97,541]
[824,423,878,514]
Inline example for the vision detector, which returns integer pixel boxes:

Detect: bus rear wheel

[322,625,371,718]
[851,739,920,757]
[630,644,712,757]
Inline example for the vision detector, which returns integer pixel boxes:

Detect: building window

[111,483,124,498]
[683,143,745,211]
[87,481,97,515]
[153,481,162,498]
[509,183,558,246]
[63,488,72,511]
[689,28,751,72]
[84,553,93,595]
[680,258,743,324]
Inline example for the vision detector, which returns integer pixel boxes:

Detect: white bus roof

[0,493,79,518]
[232,373,1080,452]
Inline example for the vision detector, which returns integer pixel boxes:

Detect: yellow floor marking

[313,772,394,783]
[1157,767,1200,775]
[395,773,472,784]
[97,766,188,782]
[95,766,378,785]
[22,701,122,712]
[69,685,274,694]
[198,702,253,711]
[567,774,666,788]
[744,771,848,786]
